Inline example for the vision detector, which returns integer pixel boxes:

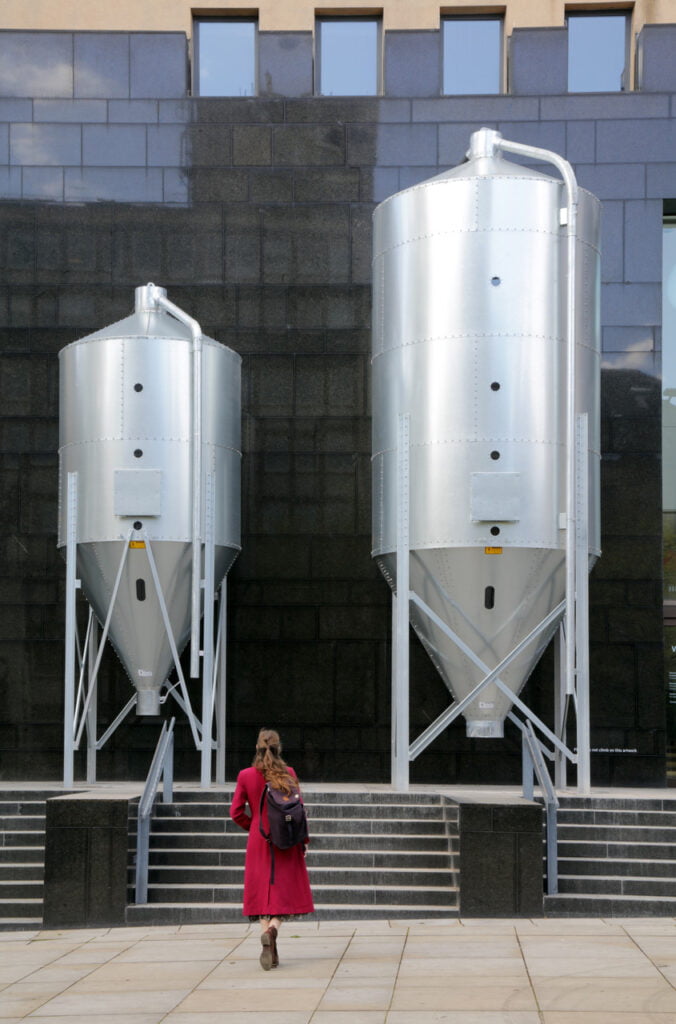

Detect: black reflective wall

[0,27,671,785]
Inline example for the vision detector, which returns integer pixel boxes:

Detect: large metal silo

[58,285,241,776]
[372,129,600,756]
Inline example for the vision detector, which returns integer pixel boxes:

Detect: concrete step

[125,902,459,925]
[148,815,450,836]
[558,808,676,827]
[0,897,43,919]
[139,830,452,852]
[558,839,676,861]
[557,797,676,811]
[149,790,449,806]
[0,802,49,816]
[545,892,676,917]
[0,881,44,899]
[0,918,43,932]
[0,791,64,804]
[557,823,676,843]
[138,882,458,907]
[0,864,44,881]
[0,846,44,863]
[0,816,46,832]
[140,864,456,888]
[147,847,456,869]
[558,856,676,878]
[152,800,453,822]
[557,874,676,898]
[0,831,45,848]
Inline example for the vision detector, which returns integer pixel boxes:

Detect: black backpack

[259,782,309,884]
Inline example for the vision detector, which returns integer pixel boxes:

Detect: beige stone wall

[0,0,673,35]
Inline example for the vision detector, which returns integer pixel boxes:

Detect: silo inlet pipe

[144,284,204,682]
[468,129,586,788]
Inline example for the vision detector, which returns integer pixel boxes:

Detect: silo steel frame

[388,130,594,795]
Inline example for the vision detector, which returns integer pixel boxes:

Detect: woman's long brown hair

[252,728,297,795]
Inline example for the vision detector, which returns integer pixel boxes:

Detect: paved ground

[1,917,675,1023]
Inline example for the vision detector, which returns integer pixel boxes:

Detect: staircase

[0,790,60,931]
[545,795,676,916]
[126,790,459,924]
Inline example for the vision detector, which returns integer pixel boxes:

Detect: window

[443,17,502,96]
[316,18,380,96]
[567,12,629,92]
[194,17,257,96]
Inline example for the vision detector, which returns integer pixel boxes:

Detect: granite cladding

[0,27,670,784]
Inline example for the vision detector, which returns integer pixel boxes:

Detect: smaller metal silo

[58,284,241,785]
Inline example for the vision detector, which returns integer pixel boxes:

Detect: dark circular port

[491,276,501,286]
[134,383,143,392]
[133,521,143,531]
[134,449,143,458]
[490,450,500,460]
[490,526,500,536]
[490,381,500,391]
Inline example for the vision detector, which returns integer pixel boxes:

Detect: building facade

[0,2,674,785]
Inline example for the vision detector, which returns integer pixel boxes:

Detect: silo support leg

[575,414,591,794]
[215,582,227,785]
[201,473,216,788]
[63,472,79,789]
[86,616,99,784]
[554,624,568,789]
[392,414,410,792]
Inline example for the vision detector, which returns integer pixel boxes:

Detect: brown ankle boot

[260,925,277,971]
[269,925,279,967]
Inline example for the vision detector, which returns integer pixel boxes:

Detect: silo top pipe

[466,129,582,781]
[136,283,204,681]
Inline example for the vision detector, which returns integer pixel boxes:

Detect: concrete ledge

[42,793,137,928]
[447,794,544,917]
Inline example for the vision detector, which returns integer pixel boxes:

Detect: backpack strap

[258,784,277,886]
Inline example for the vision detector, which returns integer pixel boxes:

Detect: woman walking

[230,728,314,969]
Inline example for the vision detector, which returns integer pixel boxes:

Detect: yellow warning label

[129,540,146,549]
[484,546,503,555]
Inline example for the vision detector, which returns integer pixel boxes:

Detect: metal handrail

[515,716,559,896]
[135,717,175,904]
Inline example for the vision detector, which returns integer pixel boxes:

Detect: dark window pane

[318,19,379,96]
[195,19,256,97]
[443,18,502,95]
[567,14,628,92]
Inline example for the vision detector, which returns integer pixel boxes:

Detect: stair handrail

[518,718,559,896]
[135,717,175,905]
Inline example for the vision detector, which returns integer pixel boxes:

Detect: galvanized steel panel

[372,144,601,736]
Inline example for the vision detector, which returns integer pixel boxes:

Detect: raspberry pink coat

[229,765,315,918]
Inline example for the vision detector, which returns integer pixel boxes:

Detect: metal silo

[372,129,600,786]
[58,284,241,785]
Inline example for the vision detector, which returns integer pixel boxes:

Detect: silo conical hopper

[58,285,241,716]
[372,130,600,739]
